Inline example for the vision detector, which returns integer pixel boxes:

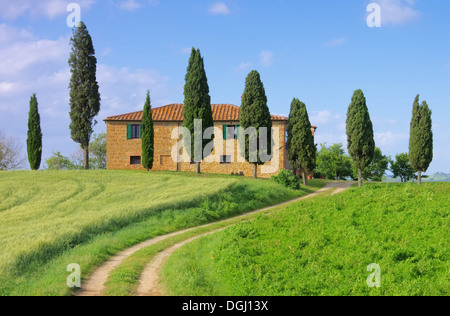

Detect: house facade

[104,104,316,178]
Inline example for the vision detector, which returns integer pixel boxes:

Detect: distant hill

[423,172,450,182]
[384,172,450,183]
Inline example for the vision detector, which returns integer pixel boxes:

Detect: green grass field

[0,170,319,296]
[162,182,450,296]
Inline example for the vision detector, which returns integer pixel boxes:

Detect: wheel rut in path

[76,182,352,296]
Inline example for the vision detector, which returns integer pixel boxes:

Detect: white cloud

[118,0,142,12]
[235,62,252,72]
[209,2,231,15]
[324,37,346,48]
[0,24,171,165]
[375,132,409,149]
[310,111,333,125]
[372,0,420,26]
[259,51,274,67]
[180,47,192,55]
[0,0,95,20]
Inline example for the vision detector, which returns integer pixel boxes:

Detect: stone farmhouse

[104,103,316,178]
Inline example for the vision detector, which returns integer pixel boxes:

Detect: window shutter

[140,124,143,139]
[223,125,227,140]
[236,125,240,140]
[127,124,131,139]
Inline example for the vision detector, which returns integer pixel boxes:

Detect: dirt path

[136,182,353,297]
[76,182,352,296]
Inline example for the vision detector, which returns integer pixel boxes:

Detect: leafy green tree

[409,95,433,185]
[89,133,106,169]
[141,91,154,171]
[68,21,101,170]
[182,48,214,174]
[26,93,42,170]
[316,143,353,180]
[67,133,107,170]
[352,147,389,182]
[287,98,316,185]
[240,70,272,178]
[346,89,375,187]
[45,151,79,170]
[390,153,417,183]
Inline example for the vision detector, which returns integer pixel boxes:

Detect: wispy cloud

[235,62,252,72]
[179,47,192,55]
[259,51,275,67]
[118,0,142,12]
[371,0,421,26]
[0,0,95,20]
[324,37,347,48]
[0,24,171,161]
[208,2,231,15]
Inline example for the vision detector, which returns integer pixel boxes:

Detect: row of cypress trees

[26,22,433,183]
[286,90,433,187]
[344,90,432,187]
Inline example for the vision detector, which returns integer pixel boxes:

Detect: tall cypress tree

[183,48,214,174]
[287,98,316,186]
[346,89,375,188]
[141,91,154,171]
[240,70,272,178]
[409,94,433,185]
[27,93,42,170]
[68,21,101,170]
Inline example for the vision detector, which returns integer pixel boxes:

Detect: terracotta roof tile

[104,104,288,122]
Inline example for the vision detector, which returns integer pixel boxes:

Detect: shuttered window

[127,124,142,139]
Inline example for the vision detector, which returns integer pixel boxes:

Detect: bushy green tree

[45,151,80,170]
[182,48,214,174]
[27,93,42,170]
[409,95,433,185]
[287,98,316,185]
[240,70,272,178]
[346,89,375,187]
[390,153,417,183]
[89,133,107,169]
[68,21,101,170]
[141,91,154,171]
[316,143,353,180]
[352,147,389,182]
[55,133,106,170]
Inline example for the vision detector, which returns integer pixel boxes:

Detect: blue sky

[0,0,449,173]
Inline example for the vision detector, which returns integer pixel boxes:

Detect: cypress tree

[182,48,214,174]
[346,89,375,187]
[240,70,272,178]
[68,21,101,170]
[287,98,316,186]
[141,91,154,171]
[409,95,433,185]
[27,93,42,170]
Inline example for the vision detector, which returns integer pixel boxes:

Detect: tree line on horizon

[0,22,435,187]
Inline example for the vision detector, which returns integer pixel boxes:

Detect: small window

[220,155,232,164]
[131,124,141,139]
[223,125,237,140]
[130,156,141,165]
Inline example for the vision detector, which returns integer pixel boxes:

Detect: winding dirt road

[76,182,352,297]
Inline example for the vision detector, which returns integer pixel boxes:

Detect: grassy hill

[0,170,323,296]
[162,182,450,296]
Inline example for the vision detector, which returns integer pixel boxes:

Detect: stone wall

[106,120,287,178]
